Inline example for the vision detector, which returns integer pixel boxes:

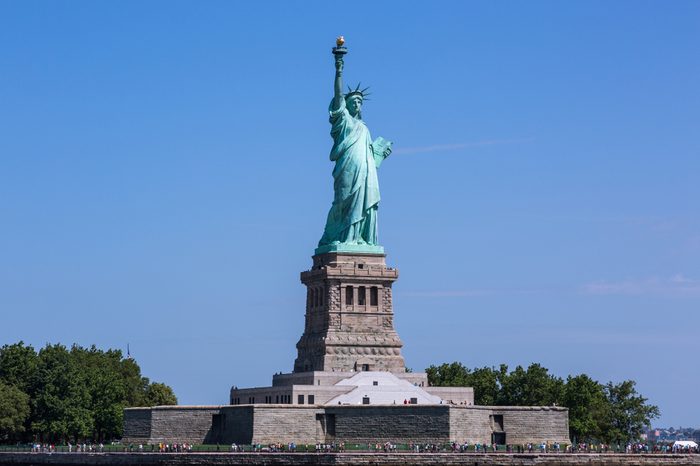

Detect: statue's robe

[319,98,381,246]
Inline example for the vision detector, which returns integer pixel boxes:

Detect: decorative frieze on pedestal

[294,252,405,373]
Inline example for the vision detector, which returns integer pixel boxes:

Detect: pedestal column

[294,252,405,373]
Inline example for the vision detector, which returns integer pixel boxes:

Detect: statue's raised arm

[332,36,345,111]
[316,37,392,256]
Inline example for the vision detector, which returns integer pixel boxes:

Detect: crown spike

[344,82,371,101]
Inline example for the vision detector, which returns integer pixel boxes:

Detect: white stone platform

[230,370,473,406]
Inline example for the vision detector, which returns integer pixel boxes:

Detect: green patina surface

[315,243,384,255]
[316,40,393,256]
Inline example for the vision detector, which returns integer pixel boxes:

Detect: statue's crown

[345,83,371,101]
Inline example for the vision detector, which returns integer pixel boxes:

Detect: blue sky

[1,1,698,427]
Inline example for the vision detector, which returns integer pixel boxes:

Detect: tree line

[0,342,177,443]
[426,362,659,444]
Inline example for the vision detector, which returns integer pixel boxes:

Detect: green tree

[145,382,178,406]
[426,363,501,405]
[469,366,500,406]
[498,363,564,406]
[0,341,178,443]
[119,357,150,407]
[31,344,94,442]
[0,381,30,441]
[70,345,127,441]
[0,342,38,393]
[426,360,660,445]
[603,380,659,443]
[563,374,607,442]
[426,362,471,387]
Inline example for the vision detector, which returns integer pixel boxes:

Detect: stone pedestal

[294,252,405,373]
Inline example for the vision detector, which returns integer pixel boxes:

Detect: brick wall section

[123,406,221,444]
[2,453,700,466]
[495,407,570,445]
[327,405,451,444]
[218,405,322,445]
[449,406,570,445]
[220,406,254,444]
[122,409,152,440]
[251,406,320,444]
[151,407,220,444]
[449,406,493,443]
[125,404,569,446]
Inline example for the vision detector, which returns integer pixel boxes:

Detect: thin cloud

[393,137,534,155]
[399,290,494,298]
[582,274,700,297]
[403,276,700,299]
[541,328,698,347]
[685,235,700,252]
[399,288,546,298]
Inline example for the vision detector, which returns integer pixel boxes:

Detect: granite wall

[122,409,152,440]
[327,405,451,444]
[219,406,254,445]
[123,406,221,444]
[448,406,570,445]
[123,404,570,446]
[496,407,570,445]
[218,406,321,445]
[449,406,493,443]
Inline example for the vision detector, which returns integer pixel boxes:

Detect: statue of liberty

[317,37,393,255]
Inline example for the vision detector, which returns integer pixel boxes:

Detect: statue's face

[347,95,363,117]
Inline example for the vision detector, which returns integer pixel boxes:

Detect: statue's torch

[332,36,347,57]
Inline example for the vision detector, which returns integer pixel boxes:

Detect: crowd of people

[18,440,699,454]
[569,442,699,454]
[30,443,106,453]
